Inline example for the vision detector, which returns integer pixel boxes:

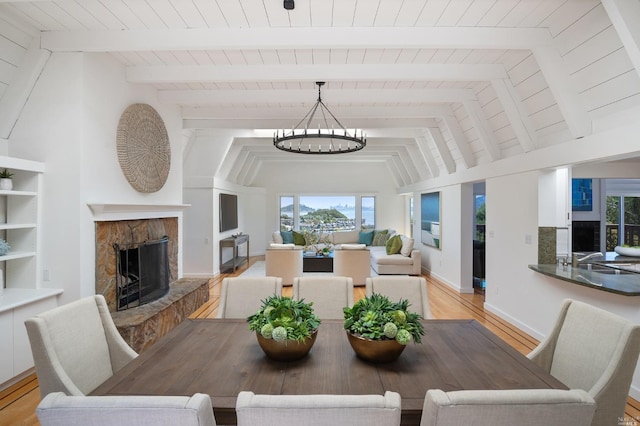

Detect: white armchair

[24,294,138,397]
[334,246,370,286]
[236,391,401,426]
[527,299,640,426]
[265,247,303,286]
[37,392,217,426]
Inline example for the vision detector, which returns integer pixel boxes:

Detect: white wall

[9,52,183,304]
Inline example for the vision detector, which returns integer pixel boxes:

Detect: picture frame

[421,192,441,249]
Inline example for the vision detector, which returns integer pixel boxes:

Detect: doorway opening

[473,182,486,296]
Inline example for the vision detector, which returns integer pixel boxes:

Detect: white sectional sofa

[270,229,421,276]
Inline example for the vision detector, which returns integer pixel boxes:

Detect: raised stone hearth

[112,277,209,353]
[95,216,209,353]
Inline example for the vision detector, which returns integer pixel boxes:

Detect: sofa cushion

[269,243,295,249]
[332,230,360,245]
[293,230,306,246]
[386,235,403,255]
[358,230,374,245]
[370,246,415,265]
[372,229,389,246]
[400,236,415,257]
[341,243,367,250]
[281,230,294,244]
[272,231,284,244]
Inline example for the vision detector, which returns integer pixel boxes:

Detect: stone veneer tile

[538,227,557,265]
[111,278,210,353]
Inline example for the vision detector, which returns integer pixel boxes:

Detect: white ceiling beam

[533,46,592,138]
[463,100,501,162]
[159,88,478,104]
[41,27,552,52]
[415,136,439,179]
[182,117,439,129]
[602,0,640,80]
[181,105,452,119]
[384,160,403,189]
[427,127,455,175]
[0,43,49,139]
[491,78,537,152]
[441,110,475,169]
[127,64,507,84]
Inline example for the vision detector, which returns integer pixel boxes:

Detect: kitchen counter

[529,252,640,296]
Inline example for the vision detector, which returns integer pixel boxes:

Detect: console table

[219,235,249,273]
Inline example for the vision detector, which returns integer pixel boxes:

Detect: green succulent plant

[0,169,13,179]
[248,295,321,342]
[343,293,424,345]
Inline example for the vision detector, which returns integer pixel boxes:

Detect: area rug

[239,261,378,278]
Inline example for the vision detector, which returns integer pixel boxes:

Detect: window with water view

[279,195,375,232]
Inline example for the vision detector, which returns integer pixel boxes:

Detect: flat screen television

[219,193,238,232]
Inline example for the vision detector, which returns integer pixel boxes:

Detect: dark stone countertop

[529,253,640,296]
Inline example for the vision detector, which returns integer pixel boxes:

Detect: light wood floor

[3,256,639,425]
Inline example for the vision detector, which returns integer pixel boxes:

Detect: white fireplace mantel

[88,203,191,221]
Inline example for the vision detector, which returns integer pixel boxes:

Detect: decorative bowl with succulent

[247,295,321,361]
[343,293,425,362]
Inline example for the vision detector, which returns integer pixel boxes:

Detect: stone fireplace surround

[94,213,208,353]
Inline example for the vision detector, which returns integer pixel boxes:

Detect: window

[606,195,640,251]
[279,195,375,232]
[361,196,375,229]
[280,196,294,231]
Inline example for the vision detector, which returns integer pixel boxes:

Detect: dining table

[92,318,567,425]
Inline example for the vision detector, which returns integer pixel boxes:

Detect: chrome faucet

[571,252,604,267]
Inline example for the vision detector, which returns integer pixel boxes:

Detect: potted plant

[343,293,425,362]
[247,295,321,361]
[0,169,13,191]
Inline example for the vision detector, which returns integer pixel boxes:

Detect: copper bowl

[346,331,406,363]
[256,329,318,361]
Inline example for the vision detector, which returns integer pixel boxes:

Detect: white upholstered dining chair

[217,276,283,319]
[24,294,138,397]
[292,276,354,319]
[36,392,217,426]
[365,276,431,319]
[527,299,640,426]
[420,388,595,426]
[236,391,401,426]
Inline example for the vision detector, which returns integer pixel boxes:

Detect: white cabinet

[0,156,63,388]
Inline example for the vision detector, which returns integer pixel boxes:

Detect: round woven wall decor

[116,103,171,193]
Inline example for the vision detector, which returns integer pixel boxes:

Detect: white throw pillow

[341,243,367,250]
[272,231,283,244]
[269,243,295,249]
[400,236,414,257]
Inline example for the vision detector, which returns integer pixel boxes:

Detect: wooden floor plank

[2,256,638,425]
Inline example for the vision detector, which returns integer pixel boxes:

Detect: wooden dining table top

[92,318,567,425]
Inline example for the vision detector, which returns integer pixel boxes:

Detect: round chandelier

[273,82,366,155]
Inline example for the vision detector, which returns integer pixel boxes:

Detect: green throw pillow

[371,229,389,246]
[358,230,374,246]
[281,230,294,244]
[386,234,403,255]
[293,230,306,246]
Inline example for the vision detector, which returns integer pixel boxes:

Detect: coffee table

[302,251,333,272]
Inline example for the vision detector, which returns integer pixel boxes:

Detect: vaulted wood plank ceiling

[1,0,639,187]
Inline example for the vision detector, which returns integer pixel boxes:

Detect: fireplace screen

[115,236,170,311]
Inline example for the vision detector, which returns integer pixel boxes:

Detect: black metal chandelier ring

[273,82,366,155]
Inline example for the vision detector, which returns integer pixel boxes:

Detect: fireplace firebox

[115,236,170,311]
